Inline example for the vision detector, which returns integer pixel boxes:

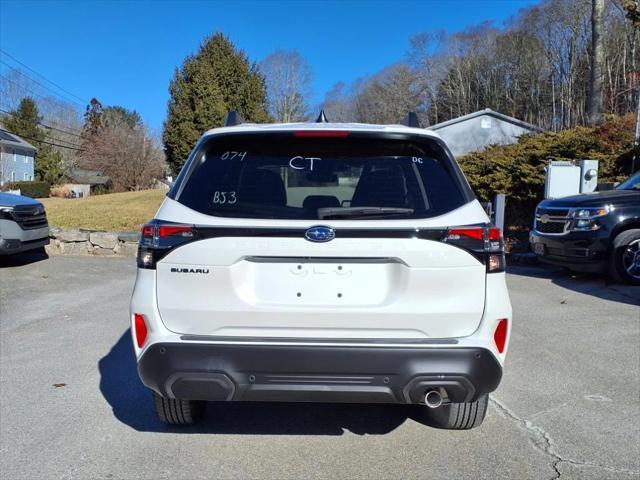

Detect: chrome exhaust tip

[425,389,443,408]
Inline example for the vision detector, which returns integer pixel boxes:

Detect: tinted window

[616,172,640,191]
[176,133,470,220]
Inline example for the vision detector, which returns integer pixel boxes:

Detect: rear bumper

[137,342,502,404]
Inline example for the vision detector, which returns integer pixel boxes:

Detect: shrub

[50,185,70,198]
[459,114,637,228]
[5,181,51,198]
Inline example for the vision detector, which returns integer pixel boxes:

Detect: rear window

[175,133,472,220]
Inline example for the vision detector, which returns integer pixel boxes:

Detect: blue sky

[0,0,539,131]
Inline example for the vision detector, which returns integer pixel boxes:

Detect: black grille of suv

[534,207,569,235]
[535,220,566,234]
[11,205,48,230]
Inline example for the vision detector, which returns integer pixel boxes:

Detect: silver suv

[0,192,49,255]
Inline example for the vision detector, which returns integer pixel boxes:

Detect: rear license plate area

[240,260,400,306]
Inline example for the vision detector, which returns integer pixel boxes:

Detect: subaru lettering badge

[305,226,335,243]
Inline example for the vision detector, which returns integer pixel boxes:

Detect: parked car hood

[539,189,639,208]
[0,192,43,208]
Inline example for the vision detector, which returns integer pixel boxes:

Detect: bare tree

[589,0,606,124]
[0,69,83,167]
[79,124,165,191]
[321,82,355,122]
[352,64,422,124]
[260,50,313,122]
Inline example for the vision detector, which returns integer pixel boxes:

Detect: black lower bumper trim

[138,343,502,404]
[0,237,49,255]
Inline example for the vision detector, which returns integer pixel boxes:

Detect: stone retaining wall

[46,228,139,256]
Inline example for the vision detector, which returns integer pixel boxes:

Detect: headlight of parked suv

[568,205,611,231]
[0,206,14,220]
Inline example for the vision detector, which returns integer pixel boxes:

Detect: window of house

[11,171,16,181]
[23,172,29,181]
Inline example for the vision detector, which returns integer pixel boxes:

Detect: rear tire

[412,394,489,430]
[609,229,640,286]
[153,392,204,425]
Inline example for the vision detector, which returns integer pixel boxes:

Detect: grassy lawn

[40,189,167,231]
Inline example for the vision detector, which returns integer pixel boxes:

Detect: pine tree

[35,146,64,185]
[162,33,270,173]
[2,98,44,145]
[83,98,103,136]
[2,98,64,185]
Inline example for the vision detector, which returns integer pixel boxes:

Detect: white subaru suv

[130,112,512,429]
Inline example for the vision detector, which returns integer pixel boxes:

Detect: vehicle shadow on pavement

[507,265,640,306]
[99,331,430,435]
[0,249,49,268]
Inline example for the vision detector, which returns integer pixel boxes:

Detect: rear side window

[175,133,472,220]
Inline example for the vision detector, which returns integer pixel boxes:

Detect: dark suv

[530,171,640,285]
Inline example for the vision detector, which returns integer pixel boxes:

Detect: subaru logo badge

[305,225,335,243]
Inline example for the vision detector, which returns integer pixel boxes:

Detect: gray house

[0,129,37,186]
[65,168,112,196]
[429,109,543,157]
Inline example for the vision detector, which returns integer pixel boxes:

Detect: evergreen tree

[2,98,44,145]
[162,32,270,173]
[2,98,64,185]
[83,98,103,136]
[101,106,142,129]
[35,146,65,185]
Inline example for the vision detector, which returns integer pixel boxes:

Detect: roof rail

[401,112,421,128]
[315,110,329,123]
[224,111,245,127]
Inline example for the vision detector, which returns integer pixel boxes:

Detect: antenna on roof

[401,112,421,128]
[224,111,244,127]
[315,109,329,123]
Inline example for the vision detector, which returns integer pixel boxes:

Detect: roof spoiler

[224,111,244,127]
[401,112,421,128]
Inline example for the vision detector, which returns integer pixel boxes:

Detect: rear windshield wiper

[318,207,414,219]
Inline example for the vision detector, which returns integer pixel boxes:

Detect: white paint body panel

[130,122,512,366]
[155,235,486,339]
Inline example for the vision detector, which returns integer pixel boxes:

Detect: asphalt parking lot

[1,254,638,480]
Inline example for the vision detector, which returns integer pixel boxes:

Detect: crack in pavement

[489,397,640,479]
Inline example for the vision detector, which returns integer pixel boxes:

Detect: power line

[0,107,83,138]
[0,49,87,104]
[0,60,85,108]
[37,131,82,149]
[0,73,67,106]
[41,123,83,137]
[0,128,82,151]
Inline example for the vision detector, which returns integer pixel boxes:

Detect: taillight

[494,319,508,353]
[137,221,197,269]
[134,313,148,348]
[444,225,505,273]
[157,225,194,238]
[446,227,484,241]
